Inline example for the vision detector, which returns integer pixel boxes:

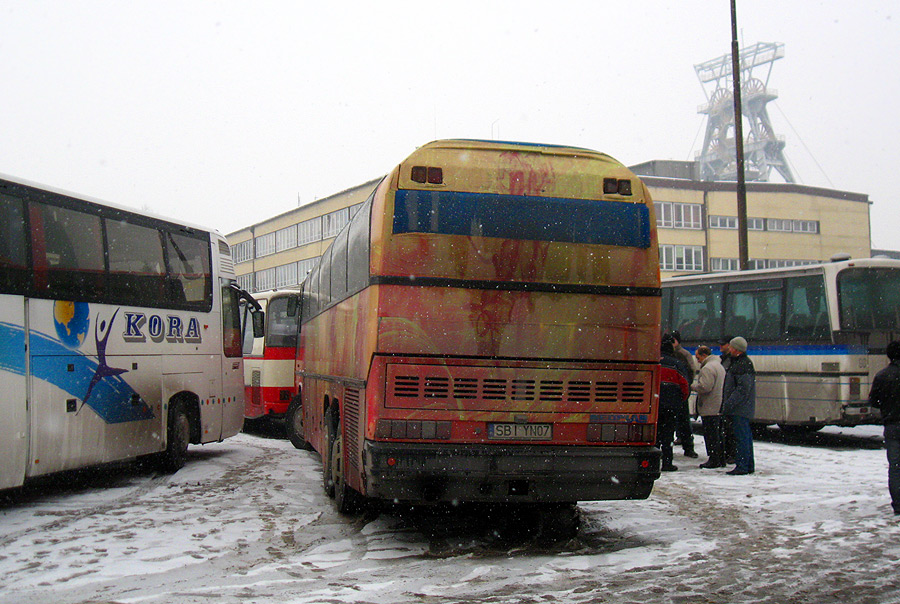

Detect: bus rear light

[427,167,443,184]
[602,177,633,196]
[849,377,861,398]
[410,166,444,184]
[411,166,427,183]
[586,423,655,443]
[375,419,452,440]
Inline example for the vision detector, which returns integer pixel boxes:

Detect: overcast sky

[1,1,898,248]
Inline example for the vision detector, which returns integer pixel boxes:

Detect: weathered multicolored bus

[288,140,661,514]
[0,174,262,491]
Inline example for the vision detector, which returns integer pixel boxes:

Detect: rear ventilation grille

[387,365,651,411]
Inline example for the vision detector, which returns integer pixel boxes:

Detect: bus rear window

[393,190,651,248]
[838,268,900,331]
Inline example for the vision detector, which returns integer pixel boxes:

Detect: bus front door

[0,296,28,490]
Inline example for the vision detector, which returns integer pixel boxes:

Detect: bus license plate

[488,423,552,440]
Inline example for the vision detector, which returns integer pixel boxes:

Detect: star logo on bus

[83,309,129,406]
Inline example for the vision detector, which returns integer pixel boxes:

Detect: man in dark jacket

[722,336,755,475]
[671,330,698,458]
[868,340,900,516]
[658,334,691,472]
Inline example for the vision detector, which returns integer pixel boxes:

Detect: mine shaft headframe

[693,42,795,184]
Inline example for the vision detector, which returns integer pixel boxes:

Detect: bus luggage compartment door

[0,295,28,489]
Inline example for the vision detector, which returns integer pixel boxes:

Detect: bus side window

[106,219,167,306]
[221,283,242,358]
[0,193,30,294]
[165,231,212,310]
[33,202,105,299]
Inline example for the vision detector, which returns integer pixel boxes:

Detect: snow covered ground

[1,425,898,604]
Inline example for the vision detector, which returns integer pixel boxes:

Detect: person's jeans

[731,415,755,473]
[885,423,900,514]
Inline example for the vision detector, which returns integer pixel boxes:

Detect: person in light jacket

[721,336,756,475]
[692,346,727,469]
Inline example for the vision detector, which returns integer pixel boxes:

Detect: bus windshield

[838,267,900,331]
[265,295,300,348]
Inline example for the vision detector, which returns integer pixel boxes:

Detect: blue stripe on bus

[0,322,154,424]
[706,344,869,356]
[393,190,652,249]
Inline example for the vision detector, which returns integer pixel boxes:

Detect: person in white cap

[721,336,756,475]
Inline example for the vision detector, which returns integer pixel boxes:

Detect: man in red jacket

[658,334,691,472]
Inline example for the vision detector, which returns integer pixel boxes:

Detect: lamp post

[731,0,749,270]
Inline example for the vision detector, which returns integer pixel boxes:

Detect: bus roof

[662,257,900,285]
[0,172,219,236]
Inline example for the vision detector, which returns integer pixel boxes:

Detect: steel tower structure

[694,42,794,183]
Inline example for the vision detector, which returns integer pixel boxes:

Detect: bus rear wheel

[158,402,190,473]
[323,406,336,498]
[331,419,362,515]
[285,397,312,450]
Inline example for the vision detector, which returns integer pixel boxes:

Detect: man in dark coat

[671,330,698,458]
[722,336,756,475]
[658,334,691,472]
[868,340,900,516]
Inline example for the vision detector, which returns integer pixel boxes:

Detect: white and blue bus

[0,175,262,491]
[662,257,900,431]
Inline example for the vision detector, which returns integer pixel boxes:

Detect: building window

[275,263,298,288]
[323,208,350,239]
[276,225,298,252]
[660,245,705,272]
[232,240,253,264]
[236,273,253,291]
[767,218,794,232]
[793,220,819,234]
[655,202,702,229]
[748,217,765,231]
[255,232,276,258]
[748,259,767,270]
[297,257,318,280]
[255,267,276,291]
[710,257,740,271]
[709,215,738,229]
[297,217,323,246]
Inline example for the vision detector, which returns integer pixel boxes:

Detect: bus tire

[331,418,362,515]
[159,401,190,473]
[322,405,336,498]
[285,397,312,450]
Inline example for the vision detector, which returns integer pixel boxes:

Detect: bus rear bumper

[362,442,661,504]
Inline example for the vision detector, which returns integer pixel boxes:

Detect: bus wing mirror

[287,294,300,317]
[252,311,265,339]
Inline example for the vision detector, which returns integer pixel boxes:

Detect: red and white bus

[242,289,301,425]
[289,140,662,514]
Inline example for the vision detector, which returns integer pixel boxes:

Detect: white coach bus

[662,257,900,431]
[0,175,262,491]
